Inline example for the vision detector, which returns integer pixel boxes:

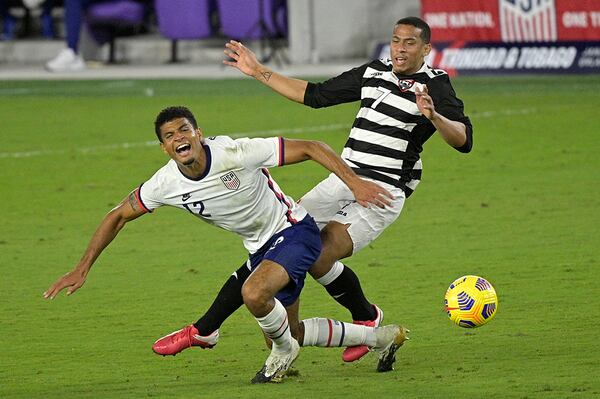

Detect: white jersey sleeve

[237,136,284,169]
[136,170,167,213]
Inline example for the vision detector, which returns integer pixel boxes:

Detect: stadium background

[1,1,599,398]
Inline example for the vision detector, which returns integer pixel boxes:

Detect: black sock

[324,264,376,321]
[193,262,250,336]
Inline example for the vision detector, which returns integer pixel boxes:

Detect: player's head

[155,106,204,166]
[154,106,199,142]
[390,17,432,75]
[396,17,431,44]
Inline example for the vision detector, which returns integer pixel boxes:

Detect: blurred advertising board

[373,1,600,74]
[375,41,600,74]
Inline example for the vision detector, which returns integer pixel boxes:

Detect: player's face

[159,117,203,166]
[389,24,431,75]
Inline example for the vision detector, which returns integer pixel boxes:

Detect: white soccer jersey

[136,136,307,253]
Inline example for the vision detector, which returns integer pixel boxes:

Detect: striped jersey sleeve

[303,64,366,108]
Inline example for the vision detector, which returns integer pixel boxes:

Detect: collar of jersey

[392,62,428,79]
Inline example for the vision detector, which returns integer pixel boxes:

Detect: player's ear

[195,128,204,143]
[423,42,432,57]
[159,141,168,155]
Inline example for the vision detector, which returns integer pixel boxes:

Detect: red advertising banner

[556,0,600,40]
[421,0,501,41]
[422,0,600,42]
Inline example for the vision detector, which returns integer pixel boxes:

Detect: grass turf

[1,75,599,398]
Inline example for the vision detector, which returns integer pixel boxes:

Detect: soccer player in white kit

[44,106,408,383]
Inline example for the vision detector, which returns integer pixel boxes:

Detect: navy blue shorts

[248,216,321,306]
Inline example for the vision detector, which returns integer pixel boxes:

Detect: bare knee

[241,279,271,316]
[242,261,290,317]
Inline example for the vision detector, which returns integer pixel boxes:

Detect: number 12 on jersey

[183,201,211,217]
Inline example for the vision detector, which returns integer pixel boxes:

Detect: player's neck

[178,163,205,180]
[177,149,207,180]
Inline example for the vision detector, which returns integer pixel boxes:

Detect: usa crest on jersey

[221,171,241,190]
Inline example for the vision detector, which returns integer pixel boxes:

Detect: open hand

[223,40,262,77]
[43,268,87,299]
[351,178,394,208]
[415,84,436,120]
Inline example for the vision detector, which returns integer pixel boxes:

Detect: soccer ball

[444,275,498,328]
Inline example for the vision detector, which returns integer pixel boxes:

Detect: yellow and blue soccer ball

[444,275,498,328]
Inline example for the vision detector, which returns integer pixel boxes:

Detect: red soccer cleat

[342,305,384,362]
[152,325,219,356]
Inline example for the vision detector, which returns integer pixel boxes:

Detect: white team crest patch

[398,79,415,92]
[220,171,240,190]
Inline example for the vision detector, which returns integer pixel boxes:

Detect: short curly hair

[154,106,199,142]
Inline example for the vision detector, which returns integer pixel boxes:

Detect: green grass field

[1,75,599,398]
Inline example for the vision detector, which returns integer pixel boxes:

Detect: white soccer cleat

[45,48,85,72]
[251,338,300,384]
[374,324,410,372]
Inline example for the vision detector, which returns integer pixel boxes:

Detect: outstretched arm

[282,139,393,208]
[223,40,308,104]
[43,190,147,299]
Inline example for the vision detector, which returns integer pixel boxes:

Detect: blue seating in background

[86,0,148,63]
[217,0,287,63]
[154,0,214,63]
[1,0,289,64]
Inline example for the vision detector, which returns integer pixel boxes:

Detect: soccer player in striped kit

[44,106,408,383]
[166,16,472,370]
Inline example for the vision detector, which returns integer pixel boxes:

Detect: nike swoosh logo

[332,293,346,299]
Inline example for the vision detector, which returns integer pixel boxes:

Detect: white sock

[315,260,344,286]
[301,318,377,347]
[255,299,291,352]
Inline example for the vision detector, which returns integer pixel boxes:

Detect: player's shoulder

[359,58,393,80]
[141,159,177,197]
[201,135,243,167]
[151,159,179,181]
[413,63,448,80]
[377,58,393,69]
[205,135,247,156]
[206,135,273,151]
[204,135,237,148]
[206,135,278,167]
[414,65,454,94]
[365,58,392,74]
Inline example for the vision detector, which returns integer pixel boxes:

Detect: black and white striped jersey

[304,59,473,197]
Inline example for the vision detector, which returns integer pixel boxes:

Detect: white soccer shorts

[298,173,406,254]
